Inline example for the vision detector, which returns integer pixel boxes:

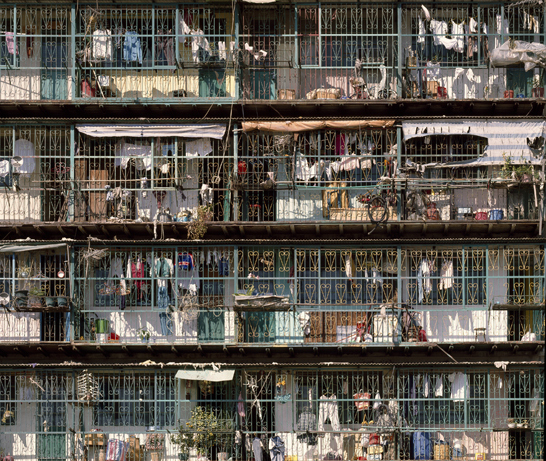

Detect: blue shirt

[123,31,142,64]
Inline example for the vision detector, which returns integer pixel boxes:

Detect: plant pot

[532,87,544,98]
[45,296,56,307]
[95,319,109,334]
[179,454,189,461]
[57,296,69,307]
[521,174,532,183]
[15,290,29,298]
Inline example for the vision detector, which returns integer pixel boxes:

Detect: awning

[175,369,235,382]
[242,120,395,133]
[76,124,227,140]
[0,243,67,253]
[402,120,546,165]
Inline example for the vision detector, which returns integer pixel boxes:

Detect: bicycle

[357,184,398,224]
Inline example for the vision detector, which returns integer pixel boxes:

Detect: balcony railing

[0,124,543,225]
[0,244,543,344]
[1,3,544,103]
[0,368,542,461]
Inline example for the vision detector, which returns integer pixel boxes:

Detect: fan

[10,156,23,172]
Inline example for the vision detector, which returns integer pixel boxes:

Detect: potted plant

[171,406,233,460]
[138,328,151,343]
[515,164,534,182]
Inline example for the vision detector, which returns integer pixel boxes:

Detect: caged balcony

[0,3,544,103]
[0,244,543,347]
[0,368,543,461]
[0,121,542,227]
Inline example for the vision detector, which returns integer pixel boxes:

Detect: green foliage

[187,205,213,240]
[137,328,150,341]
[171,406,233,455]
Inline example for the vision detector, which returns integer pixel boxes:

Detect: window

[94,373,176,427]
[404,371,488,427]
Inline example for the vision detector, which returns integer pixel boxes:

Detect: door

[199,69,226,98]
[41,38,68,100]
[250,69,276,99]
[38,378,67,461]
[89,169,108,221]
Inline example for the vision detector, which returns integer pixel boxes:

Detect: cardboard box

[368,445,383,455]
[426,81,439,98]
[84,433,106,446]
[127,446,141,461]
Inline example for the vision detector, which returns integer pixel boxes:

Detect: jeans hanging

[158,286,173,335]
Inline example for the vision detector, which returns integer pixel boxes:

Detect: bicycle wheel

[367,195,388,223]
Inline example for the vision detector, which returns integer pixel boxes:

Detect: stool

[249,204,262,222]
[475,327,486,342]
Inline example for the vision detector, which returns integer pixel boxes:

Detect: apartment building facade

[0,2,544,461]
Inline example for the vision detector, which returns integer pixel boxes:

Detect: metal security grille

[1,2,544,101]
[0,368,543,461]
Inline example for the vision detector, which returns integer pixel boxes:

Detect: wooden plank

[89,169,108,221]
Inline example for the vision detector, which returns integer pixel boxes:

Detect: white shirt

[448,372,467,402]
[14,139,36,175]
[92,29,112,60]
[185,138,213,158]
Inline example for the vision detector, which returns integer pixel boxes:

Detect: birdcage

[77,369,100,405]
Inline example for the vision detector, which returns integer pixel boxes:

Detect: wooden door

[89,169,107,221]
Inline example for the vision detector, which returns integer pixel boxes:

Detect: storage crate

[426,81,439,98]
[85,433,106,446]
[434,443,451,460]
[330,207,398,222]
[373,313,402,343]
[278,89,296,100]
[316,88,341,99]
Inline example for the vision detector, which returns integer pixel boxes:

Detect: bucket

[278,89,296,100]
[437,86,447,99]
[96,333,108,344]
[45,296,56,307]
[95,319,109,334]
[57,296,69,307]
[504,90,514,98]
[475,212,488,220]
[489,209,503,220]
[15,289,29,298]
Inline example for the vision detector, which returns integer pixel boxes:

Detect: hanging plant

[187,205,213,240]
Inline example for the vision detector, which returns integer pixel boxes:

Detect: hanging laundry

[5,32,18,55]
[447,372,468,402]
[156,30,175,66]
[92,29,112,60]
[185,138,213,157]
[417,18,426,44]
[123,31,143,64]
[14,139,36,175]
[434,376,443,396]
[417,259,432,302]
[0,160,9,178]
[430,20,458,50]
[451,22,465,53]
[200,184,214,205]
[438,260,453,290]
[426,61,441,80]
